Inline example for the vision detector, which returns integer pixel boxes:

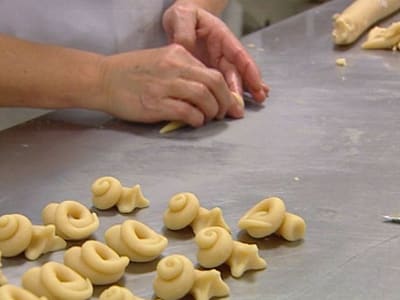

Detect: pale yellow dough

[105,220,167,262]
[195,226,266,278]
[153,254,229,300]
[0,214,32,257]
[163,192,230,234]
[99,286,144,300]
[0,284,48,300]
[362,22,400,50]
[42,200,99,240]
[238,197,306,241]
[22,261,93,300]
[0,251,7,286]
[91,176,150,213]
[335,58,347,66]
[64,240,129,285]
[332,0,400,45]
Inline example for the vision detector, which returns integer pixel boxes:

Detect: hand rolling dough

[362,21,400,50]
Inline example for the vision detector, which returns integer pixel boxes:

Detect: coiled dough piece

[99,286,144,300]
[362,21,400,50]
[22,261,93,300]
[0,284,47,300]
[238,197,286,238]
[0,251,7,286]
[332,0,400,45]
[42,200,99,240]
[0,214,32,257]
[64,240,129,285]
[163,192,230,234]
[195,227,266,278]
[91,176,150,213]
[105,220,167,262]
[276,213,306,242]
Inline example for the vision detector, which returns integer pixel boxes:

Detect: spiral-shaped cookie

[91,176,150,213]
[42,200,99,240]
[238,197,286,238]
[276,212,306,242]
[0,284,47,300]
[0,251,7,285]
[153,255,195,300]
[195,227,233,268]
[105,220,167,262]
[163,193,230,234]
[64,240,129,285]
[0,214,32,257]
[22,261,93,300]
[99,286,144,300]
[163,192,200,230]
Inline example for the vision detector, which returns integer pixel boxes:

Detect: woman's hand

[162,1,269,109]
[98,44,243,127]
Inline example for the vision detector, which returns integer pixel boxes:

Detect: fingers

[160,98,205,128]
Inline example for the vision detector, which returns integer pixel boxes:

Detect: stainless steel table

[1,0,400,299]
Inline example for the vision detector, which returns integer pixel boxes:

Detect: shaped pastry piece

[0,214,66,260]
[238,197,306,241]
[362,22,400,50]
[163,192,230,234]
[99,286,144,300]
[153,254,229,300]
[195,227,266,278]
[105,220,167,262]
[0,284,48,300]
[0,251,7,286]
[332,0,400,45]
[91,176,150,213]
[22,261,93,300]
[42,200,99,240]
[64,240,129,285]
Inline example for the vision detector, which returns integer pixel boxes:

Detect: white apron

[0,0,174,54]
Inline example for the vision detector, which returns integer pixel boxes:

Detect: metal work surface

[1,0,400,299]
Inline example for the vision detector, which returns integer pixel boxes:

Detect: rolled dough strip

[332,0,400,45]
[159,92,244,134]
[362,21,400,50]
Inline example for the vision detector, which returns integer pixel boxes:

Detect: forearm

[0,34,104,110]
[174,0,228,15]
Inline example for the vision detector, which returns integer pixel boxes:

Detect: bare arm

[0,34,104,110]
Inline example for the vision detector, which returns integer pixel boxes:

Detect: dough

[238,197,286,238]
[238,197,306,242]
[332,0,400,45]
[64,240,130,285]
[335,58,347,66]
[22,261,93,300]
[42,200,99,240]
[195,226,266,278]
[105,220,168,262]
[0,251,7,286]
[91,176,150,213]
[191,269,230,300]
[153,255,195,300]
[163,192,230,234]
[25,225,67,261]
[0,214,32,257]
[99,286,144,300]
[159,92,245,134]
[0,284,47,300]
[362,22,400,50]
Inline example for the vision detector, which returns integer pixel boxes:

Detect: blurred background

[0,0,330,130]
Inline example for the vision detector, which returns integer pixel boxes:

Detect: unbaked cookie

[0,251,7,286]
[0,284,47,300]
[99,285,144,300]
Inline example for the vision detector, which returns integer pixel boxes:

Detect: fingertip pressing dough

[362,22,400,50]
[0,214,32,257]
[192,269,230,300]
[64,240,130,285]
[0,251,7,286]
[232,92,245,108]
[335,58,347,66]
[153,255,195,300]
[0,284,48,300]
[195,226,266,278]
[160,121,186,134]
[91,176,150,213]
[238,197,306,241]
[105,220,167,262]
[22,261,93,300]
[332,0,400,45]
[99,286,144,300]
[42,200,99,240]
[238,197,286,238]
[163,192,230,234]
